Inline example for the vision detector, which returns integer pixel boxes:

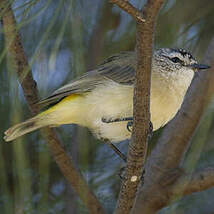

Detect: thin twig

[0,1,105,213]
[112,1,164,214]
[109,0,145,22]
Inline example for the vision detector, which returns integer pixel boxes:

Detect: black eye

[170,57,181,63]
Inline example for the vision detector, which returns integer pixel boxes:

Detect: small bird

[4,48,210,144]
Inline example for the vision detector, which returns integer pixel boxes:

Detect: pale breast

[150,70,194,130]
[150,82,182,130]
[84,81,133,142]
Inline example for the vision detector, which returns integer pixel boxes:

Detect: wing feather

[37,51,136,108]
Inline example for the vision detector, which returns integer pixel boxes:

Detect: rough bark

[111,1,165,214]
[110,0,145,22]
[0,1,105,213]
[172,167,214,197]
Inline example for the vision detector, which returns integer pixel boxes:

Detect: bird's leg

[104,140,127,162]
[102,117,133,123]
[102,117,133,133]
[101,117,132,162]
[102,118,152,180]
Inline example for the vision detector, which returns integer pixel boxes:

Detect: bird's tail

[4,114,49,142]
[4,94,83,142]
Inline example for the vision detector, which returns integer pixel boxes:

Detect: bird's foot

[127,121,133,132]
[148,121,153,141]
[126,120,153,136]
[104,140,127,162]
[118,166,126,179]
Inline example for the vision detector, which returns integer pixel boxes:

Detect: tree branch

[112,1,164,214]
[132,39,214,214]
[109,0,145,22]
[172,167,214,197]
[0,1,105,213]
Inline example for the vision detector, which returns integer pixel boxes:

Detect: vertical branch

[110,1,164,214]
[0,1,105,213]
[0,1,39,114]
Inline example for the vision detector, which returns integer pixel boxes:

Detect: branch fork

[109,0,145,22]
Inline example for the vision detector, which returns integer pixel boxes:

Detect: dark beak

[189,63,211,70]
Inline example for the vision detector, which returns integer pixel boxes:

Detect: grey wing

[37,51,136,108]
[37,73,104,107]
[98,51,136,85]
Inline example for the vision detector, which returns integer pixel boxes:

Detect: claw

[118,166,126,180]
[149,121,153,133]
[127,121,133,132]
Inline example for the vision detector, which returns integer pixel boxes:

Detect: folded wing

[37,51,136,108]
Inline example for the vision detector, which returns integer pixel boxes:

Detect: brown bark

[0,1,105,213]
[111,1,165,214]
[172,167,214,197]
[110,0,145,22]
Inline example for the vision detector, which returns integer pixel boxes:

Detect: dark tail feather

[4,116,46,142]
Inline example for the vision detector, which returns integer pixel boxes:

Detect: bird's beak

[189,63,211,71]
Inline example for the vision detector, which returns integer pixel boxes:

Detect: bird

[4,48,210,145]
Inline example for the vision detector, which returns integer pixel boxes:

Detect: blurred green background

[1,0,214,213]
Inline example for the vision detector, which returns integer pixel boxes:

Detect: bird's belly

[84,82,133,142]
[150,87,183,130]
[93,121,131,142]
[75,81,184,142]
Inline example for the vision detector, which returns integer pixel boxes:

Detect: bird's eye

[170,57,181,63]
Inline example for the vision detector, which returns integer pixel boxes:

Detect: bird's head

[153,48,210,77]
